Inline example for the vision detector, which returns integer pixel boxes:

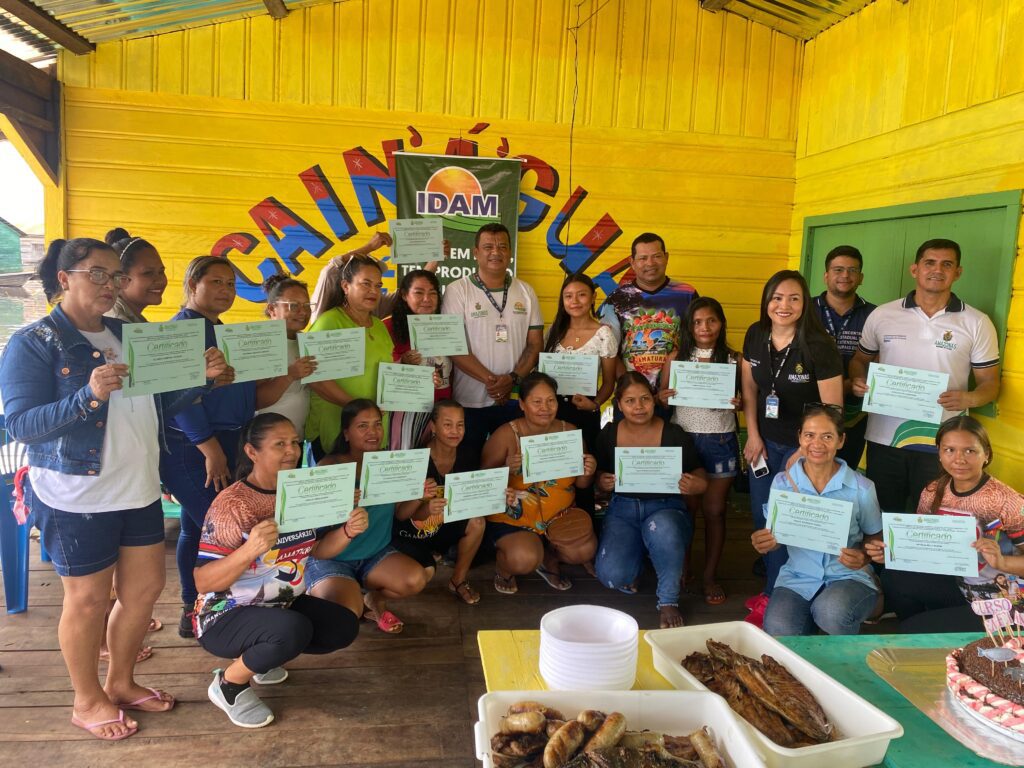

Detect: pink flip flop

[71,709,138,741]
[366,609,404,634]
[116,687,175,712]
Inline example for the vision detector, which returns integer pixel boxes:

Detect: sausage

[583,711,627,751]
[502,710,547,734]
[543,720,585,768]
[576,710,606,732]
[508,700,566,721]
[689,727,722,768]
[546,719,567,738]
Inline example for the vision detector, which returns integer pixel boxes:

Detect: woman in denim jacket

[0,238,225,741]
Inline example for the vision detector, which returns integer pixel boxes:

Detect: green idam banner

[394,153,521,289]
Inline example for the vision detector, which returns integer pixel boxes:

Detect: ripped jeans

[595,495,693,608]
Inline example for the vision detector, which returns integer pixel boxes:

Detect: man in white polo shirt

[442,222,544,456]
[849,238,1000,513]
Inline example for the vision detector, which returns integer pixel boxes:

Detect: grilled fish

[758,654,833,742]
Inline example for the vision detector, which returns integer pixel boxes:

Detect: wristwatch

[509,371,521,385]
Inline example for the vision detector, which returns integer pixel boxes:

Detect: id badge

[495,324,509,343]
[765,394,780,420]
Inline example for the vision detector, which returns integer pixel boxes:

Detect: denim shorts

[305,545,398,589]
[691,432,739,479]
[32,491,164,577]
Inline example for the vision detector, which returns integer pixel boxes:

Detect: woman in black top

[594,373,707,628]
[391,400,485,604]
[740,270,843,618]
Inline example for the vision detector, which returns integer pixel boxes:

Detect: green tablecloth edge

[780,632,1011,768]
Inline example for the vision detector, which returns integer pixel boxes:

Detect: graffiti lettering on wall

[211,125,627,303]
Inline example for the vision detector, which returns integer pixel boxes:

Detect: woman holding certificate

[307,400,429,634]
[481,372,598,595]
[864,416,1024,632]
[658,297,740,606]
[162,256,258,638]
[305,256,393,462]
[751,405,882,637]
[383,269,453,449]
[254,274,318,441]
[195,413,361,728]
[594,372,707,628]
[0,238,225,740]
[741,270,843,625]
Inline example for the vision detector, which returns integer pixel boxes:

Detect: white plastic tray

[645,622,904,768]
[475,689,766,768]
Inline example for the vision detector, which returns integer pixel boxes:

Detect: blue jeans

[763,582,877,636]
[160,428,240,606]
[747,438,795,594]
[595,495,692,607]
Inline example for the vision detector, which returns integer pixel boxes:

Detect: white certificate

[863,363,949,425]
[389,218,444,264]
[297,328,366,383]
[214,320,289,383]
[614,447,682,495]
[520,430,585,484]
[668,361,736,409]
[444,467,510,522]
[358,448,430,506]
[768,488,854,555]
[275,463,356,534]
[407,314,468,357]
[538,353,599,397]
[882,512,978,577]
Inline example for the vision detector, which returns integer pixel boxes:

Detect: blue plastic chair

[0,415,34,614]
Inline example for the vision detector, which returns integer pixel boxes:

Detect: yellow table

[478,629,671,691]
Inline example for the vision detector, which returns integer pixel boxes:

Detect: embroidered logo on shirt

[513,301,527,314]
[795,362,804,374]
[935,330,957,351]
[883,335,907,343]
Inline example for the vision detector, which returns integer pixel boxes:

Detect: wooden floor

[0,497,893,766]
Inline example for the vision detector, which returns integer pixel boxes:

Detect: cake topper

[970,597,1022,672]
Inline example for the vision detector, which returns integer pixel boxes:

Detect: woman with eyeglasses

[865,416,1024,633]
[751,405,882,637]
[740,270,843,626]
[161,256,258,639]
[254,274,317,442]
[0,238,225,740]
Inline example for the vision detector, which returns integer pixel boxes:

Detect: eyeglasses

[274,301,316,312]
[803,402,843,415]
[65,268,131,288]
[828,266,861,275]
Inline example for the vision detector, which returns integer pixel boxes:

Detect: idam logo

[415,166,499,220]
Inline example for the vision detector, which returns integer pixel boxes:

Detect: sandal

[448,579,480,605]
[100,645,153,664]
[494,573,518,595]
[71,709,137,741]
[113,687,176,713]
[535,565,572,591]
[363,608,404,634]
[703,583,727,606]
[148,617,163,633]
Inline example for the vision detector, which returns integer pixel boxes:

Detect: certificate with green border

[768,488,854,555]
[297,327,365,383]
[882,512,977,577]
[214,320,288,383]
[668,361,736,409]
[389,217,444,264]
[407,314,468,357]
[359,448,430,506]
[863,362,949,424]
[444,467,509,522]
[275,463,356,533]
[520,430,584,484]
[377,363,435,413]
[537,353,599,397]
[122,318,206,397]
[614,447,681,495]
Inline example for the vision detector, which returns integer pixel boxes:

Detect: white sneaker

[252,667,289,685]
[208,670,274,728]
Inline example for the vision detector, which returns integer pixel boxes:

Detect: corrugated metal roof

[24,0,329,44]
[0,9,57,60]
[720,0,877,40]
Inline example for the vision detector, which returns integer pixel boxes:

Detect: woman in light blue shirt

[751,404,882,636]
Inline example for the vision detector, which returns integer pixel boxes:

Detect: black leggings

[198,595,359,674]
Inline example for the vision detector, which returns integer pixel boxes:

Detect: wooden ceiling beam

[0,47,52,100]
[263,0,289,19]
[0,0,95,54]
[701,0,732,10]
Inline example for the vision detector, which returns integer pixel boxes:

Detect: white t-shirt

[857,292,1000,449]
[256,338,309,441]
[31,328,161,513]
[441,274,543,408]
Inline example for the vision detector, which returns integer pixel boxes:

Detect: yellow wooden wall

[792,0,1024,484]
[50,0,802,349]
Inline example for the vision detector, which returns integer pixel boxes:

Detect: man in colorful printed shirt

[599,233,699,395]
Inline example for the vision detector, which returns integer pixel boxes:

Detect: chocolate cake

[957,638,1024,703]
[946,637,1024,738]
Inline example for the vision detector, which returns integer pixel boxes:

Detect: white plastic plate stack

[539,605,639,690]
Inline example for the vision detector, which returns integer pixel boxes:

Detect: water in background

[0,280,47,354]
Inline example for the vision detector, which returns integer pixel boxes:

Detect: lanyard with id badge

[765,336,792,419]
[473,273,512,343]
